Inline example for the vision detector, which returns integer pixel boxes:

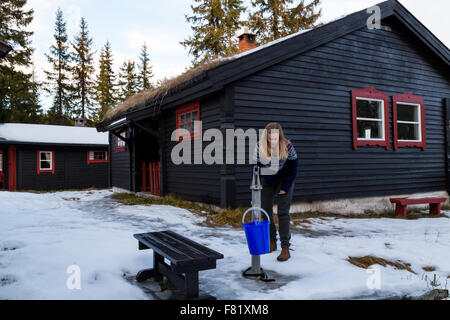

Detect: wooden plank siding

[16,145,109,191]
[163,94,223,204]
[232,19,450,206]
[109,132,131,190]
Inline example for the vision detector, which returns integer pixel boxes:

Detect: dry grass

[103,59,229,121]
[110,193,447,229]
[111,192,216,216]
[422,266,437,272]
[348,256,416,274]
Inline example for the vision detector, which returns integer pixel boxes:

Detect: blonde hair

[259,122,289,161]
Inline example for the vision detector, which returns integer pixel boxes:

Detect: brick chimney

[238,27,256,53]
[75,117,85,127]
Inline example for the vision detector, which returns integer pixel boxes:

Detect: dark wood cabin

[97,0,450,212]
[0,123,110,191]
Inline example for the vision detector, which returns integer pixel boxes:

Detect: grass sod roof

[102,28,314,124]
[103,58,230,122]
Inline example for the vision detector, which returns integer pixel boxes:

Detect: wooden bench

[389,197,447,217]
[133,230,224,299]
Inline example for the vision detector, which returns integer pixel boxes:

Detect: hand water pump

[242,165,275,282]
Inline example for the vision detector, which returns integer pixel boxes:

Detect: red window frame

[175,102,201,141]
[393,93,426,151]
[352,87,390,150]
[87,150,109,164]
[37,150,55,174]
[116,131,126,152]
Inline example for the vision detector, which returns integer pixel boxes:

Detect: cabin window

[175,102,200,141]
[0,151,3,172]
[37,151,55,174]
[87,151,109,164]
[352,88,390,150]
[116,131,126,152]
[393,93,426,150]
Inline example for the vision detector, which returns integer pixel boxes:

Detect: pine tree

[248,0,322,44]
[0,0,42,123]
[223,0,245,56]
[94,41,116,122]
[117,60,138,101]
[181,0,245,65]
[44,8,75,125]
[72,17,95,122]
[137,43,153,91]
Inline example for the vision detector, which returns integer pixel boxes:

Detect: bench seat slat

[135,233,190,262]
[151,232,209,261]
[163,230,224,260]
[134,231,224,266]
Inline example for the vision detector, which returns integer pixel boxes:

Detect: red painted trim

[87,150,109,164]
[37,150,55,174]
[116,131,126,152]
[8,146,17,190]
[392,93,426,151]
[175,101,201,142]
[352,87,390,150]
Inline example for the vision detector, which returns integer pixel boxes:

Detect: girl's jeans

[261,178,295,248]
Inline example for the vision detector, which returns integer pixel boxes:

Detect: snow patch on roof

[0,123,109,145]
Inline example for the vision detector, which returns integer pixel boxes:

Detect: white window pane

[40,152,51,161]
[398,103,419,122]
[357,120,383,139]
[40,160,51,169]
[357,99,382,120]
[398,123,420,141]
[89,152,94,160]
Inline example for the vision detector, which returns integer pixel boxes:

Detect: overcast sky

[25,0,450,111]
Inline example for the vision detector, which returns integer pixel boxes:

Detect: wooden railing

[141,162,160,195]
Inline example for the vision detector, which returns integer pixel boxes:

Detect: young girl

[253,122,298,262]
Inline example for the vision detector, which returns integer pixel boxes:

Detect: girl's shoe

[277,247,291,261]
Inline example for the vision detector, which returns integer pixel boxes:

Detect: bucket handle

[242,207,270,225]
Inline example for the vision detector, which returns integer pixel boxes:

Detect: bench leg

[135,251,164,283]
[184,272,199,299]
[394,204,407,218]
[430,203,441,216]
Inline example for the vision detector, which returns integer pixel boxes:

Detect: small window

[175,102,200,141]
[37,151,55,174]
[0,151,3,172]
[352,88,390,150]
[87,151,109,164]
[116,131,126,152]
[393,93,426,150]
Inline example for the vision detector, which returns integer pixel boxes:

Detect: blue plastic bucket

[242,207,271,255]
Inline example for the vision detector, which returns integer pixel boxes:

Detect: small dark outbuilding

[0,123,110,191]
[97,0,450,214]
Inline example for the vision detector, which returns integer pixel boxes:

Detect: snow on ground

[0,189,449,300]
